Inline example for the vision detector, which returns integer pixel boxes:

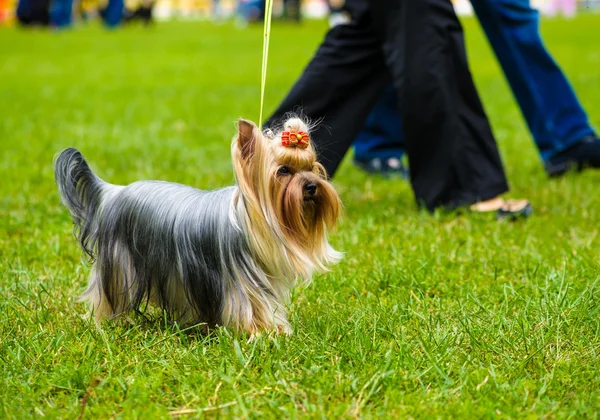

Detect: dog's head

[232,116,341,267]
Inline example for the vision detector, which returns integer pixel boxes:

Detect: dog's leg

[79,242,137,323]
[107,241,138,320]
[79,265,115,322]
[249,292,292,336]
[221,277,294,335]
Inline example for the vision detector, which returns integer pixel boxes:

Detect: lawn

[1,15,600,418]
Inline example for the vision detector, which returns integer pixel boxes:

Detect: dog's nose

[305,183,317,196]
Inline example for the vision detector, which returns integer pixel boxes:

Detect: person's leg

[17,0,50,25]
[353,84,407,176]
[49,0,73,27]
[326,2,406,174]
[238,0,264,23]
[471,0,596,164]
[354,85,403,161]
[371,0,511,211]
[16,0,33,24]
[266,1,391,177]
[282,0,301,22]
[269,0,525,214]
[101,0,123,27]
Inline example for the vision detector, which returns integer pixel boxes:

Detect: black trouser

[16,0,50,25]
[266,0,509,211]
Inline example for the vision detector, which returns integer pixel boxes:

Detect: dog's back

[55,148,249,325]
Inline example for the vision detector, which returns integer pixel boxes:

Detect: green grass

[1,16,600,418]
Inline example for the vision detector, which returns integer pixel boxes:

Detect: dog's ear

[237,118,258,160]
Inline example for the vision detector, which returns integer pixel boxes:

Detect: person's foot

[353,157,409,179]
[470,197,532,220]
[545,136,600,177]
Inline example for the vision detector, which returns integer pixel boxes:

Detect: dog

[55,116,342,335]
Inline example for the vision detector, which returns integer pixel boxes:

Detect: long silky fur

[55,116,342,335]
[54,148,107,260]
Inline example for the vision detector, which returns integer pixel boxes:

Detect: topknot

[283,117,310,134]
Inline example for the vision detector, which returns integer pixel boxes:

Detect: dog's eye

[277,166,291,176]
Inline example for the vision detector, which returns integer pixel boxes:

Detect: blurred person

[266,0,531,217]
[75,0,100,21]
[353,0,599,178]
[18,0,77,28]
[123,0,153,24]
[49,0,73,27]
[99,0,124,27]
[16,0,50,25]
[237,0,264,23]
[282,0,301,22]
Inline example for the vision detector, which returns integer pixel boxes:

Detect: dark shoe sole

[496,202,533,220]
[545,136,600,177]
[545,160,580,178]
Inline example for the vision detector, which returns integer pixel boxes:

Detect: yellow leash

[259,0,274,130]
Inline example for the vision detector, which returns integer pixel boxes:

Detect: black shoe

[353,157,409,179]
[545,136,600,177]
[497,201,533,220]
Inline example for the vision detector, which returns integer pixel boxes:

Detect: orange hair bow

[281,131,310,149]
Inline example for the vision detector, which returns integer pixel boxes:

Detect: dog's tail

[55,148,109,260]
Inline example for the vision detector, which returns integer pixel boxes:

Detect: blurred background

[1,0,599,28]
[1,2,599,417]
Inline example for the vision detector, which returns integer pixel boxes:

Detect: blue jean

[353,85,402,160]
[354,0,596,163]
[100,0,124,27]
[49,0,72,27]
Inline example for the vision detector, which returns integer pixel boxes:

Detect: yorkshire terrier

[55,116,342,335]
